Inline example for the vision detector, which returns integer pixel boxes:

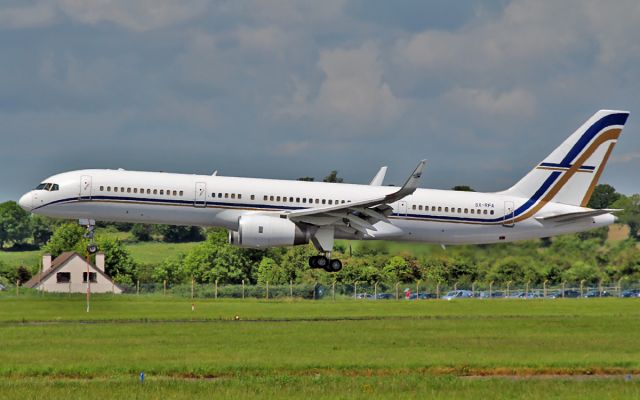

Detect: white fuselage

[19,169,613,245]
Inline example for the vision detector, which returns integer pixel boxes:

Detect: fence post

[16,280,19,297]
[313,282,317,300]
[472,281,476,297]
[599,278,604,297]
[617,278,623,297]
[112,282,115,295]
[136,280,140,295]
[266,281,269,300]
[506,281,512,298]
[489,281,493,298]
[562,281,566,298]
[354,281,358,299]
[436,283,440,299]
[416,280,421,300]
[543,280,548,298]
[163,280,167,296]
[242,280,245,299]
[580,279,585,297]
[525,281,530,297]
[374,281,378,299]
[191,277,194,300]
[215,279,218,299]
[290,280,293,298]
[332,281,336,300]
[395,282,399,300]
[454,282,457,291]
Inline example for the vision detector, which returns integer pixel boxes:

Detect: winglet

[369,166,388,186]
[385,160,426,201]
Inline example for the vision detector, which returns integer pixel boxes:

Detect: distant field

[0,295,638,399]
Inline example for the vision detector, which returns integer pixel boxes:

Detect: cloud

[282,43,404,126]
[0,3,57,29]
[57,0,209,31]
[270,141,312,156]
[443,87,536,118]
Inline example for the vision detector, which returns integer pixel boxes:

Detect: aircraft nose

[18,192,33,212]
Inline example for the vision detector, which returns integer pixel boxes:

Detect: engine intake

[228,214,309,248]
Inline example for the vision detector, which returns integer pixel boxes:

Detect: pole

[472,281,476,297]
[332,281,336,301]
[599,278,604,297]
[85,252,91,313]
[416,280,421,300]
[580,280,585,297]
[242,280,245,299]
[395,282,399,300]
[16,280,19,297]
[506,281,511,298]
[290,280,293,298]
[436,283,440,299]
[562,281,566,298]
[374,281,378,299]
[266,281,269,300]
[354,281,358,299]
[525,281,530,297]
[136,279,140,295]
[191,277,194,300]
[543,280,548,298]
[489,281,493,298]
[163,280,167,296]
[215,279,219,300]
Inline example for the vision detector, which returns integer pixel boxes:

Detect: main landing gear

[309,255,342,272]
[80,219,99,254]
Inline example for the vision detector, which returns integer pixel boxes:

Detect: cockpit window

[34,183,60,191]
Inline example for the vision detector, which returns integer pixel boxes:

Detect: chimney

[42,254,52,270]
[95,252,105,273]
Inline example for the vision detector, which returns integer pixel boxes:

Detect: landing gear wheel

[309,256,318,268]
[328,259,342,272]
[87,243,98,254]
[315,256,329,269]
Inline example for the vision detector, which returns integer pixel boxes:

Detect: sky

[1,0,640,201]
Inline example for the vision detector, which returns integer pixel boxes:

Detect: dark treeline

[1,184,640,288]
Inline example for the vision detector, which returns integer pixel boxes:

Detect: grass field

[0,294,638,399]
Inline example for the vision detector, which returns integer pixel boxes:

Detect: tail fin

[506,110,629,207]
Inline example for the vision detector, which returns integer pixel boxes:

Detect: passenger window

[211,193,216,198]
[302,198,307,203]
[231,194,236,199]
[315,199,320,204]
[218,193,222,198]
[296,198,300,203]
[251,195,255,200]
[437,206,442,212]
[464,208,468,213]
[238,194,242,200]
[264,195,268,201]
[153,189,158,195]
[444,207,449,212]
[179,191,183,196]
[431,206,436,211]
[418,205,423,211]
[126,188,131,193]
[276,196,280,201]
[483,209,488,215]
[146,189,150,194]
[490,210,495,215]
[121,187,124,192]
[160,190,164,195]
[322,199,326,204]
[100,186,104,191]
[470,209,475,214]
[140,188,144,194]
[114,187,118,192]
[412,205,417,210]
[341,200,346,204]
[107,186,111,191]
[269,195,274,201]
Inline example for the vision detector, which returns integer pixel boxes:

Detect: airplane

[18,109,629,272]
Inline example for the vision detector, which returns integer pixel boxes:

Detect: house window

[56,272,71,283]
[82,272,97,283]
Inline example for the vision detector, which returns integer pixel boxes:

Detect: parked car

[408,292,437,300]
[375,293,395,300]
[0,283,5,291]
[548,290,581,298]
[583,290,612,298]
[442,290,473,300]
[355,293,373,299]
[620,289,640,298]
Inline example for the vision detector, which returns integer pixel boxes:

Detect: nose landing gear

[80,219,99,254]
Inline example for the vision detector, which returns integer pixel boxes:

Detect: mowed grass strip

[0,298,639,378]
[1,375,639,400]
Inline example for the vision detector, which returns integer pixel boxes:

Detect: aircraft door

[503,201,515,227]
[194,182,207,207]
[398,201,407,216]
[80,175,92,200]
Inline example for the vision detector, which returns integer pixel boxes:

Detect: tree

[131,224,153,242]
[451,185,475,192]
[297,177,315,182]
[30,215,54,247]
[256,257,289,285]
[323,170,344,183]
[0,201,31,248]
[96,236,137,283]
[156,225,204,243]
[382,256,413,282]
[152,258,185,284]
[43,223,87,257]
[612,195,640,239]
[587,184,620,209]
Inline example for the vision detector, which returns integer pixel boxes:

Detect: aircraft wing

[285,160,426,235]
[535,209,620,223]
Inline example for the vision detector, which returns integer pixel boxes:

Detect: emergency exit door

[194,182,207,207]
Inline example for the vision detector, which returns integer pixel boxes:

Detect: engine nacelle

[228,214,309,248]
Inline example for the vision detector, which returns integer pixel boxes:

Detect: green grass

[0,296,639,398]
[0,249,40,268]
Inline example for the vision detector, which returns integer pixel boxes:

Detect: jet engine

[228,214,309,248]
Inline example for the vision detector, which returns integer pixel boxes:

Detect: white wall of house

[33,255,122,294]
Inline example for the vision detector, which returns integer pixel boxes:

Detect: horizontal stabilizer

[535,209,620,223]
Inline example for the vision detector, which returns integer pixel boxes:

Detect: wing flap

[535,208,620,223]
